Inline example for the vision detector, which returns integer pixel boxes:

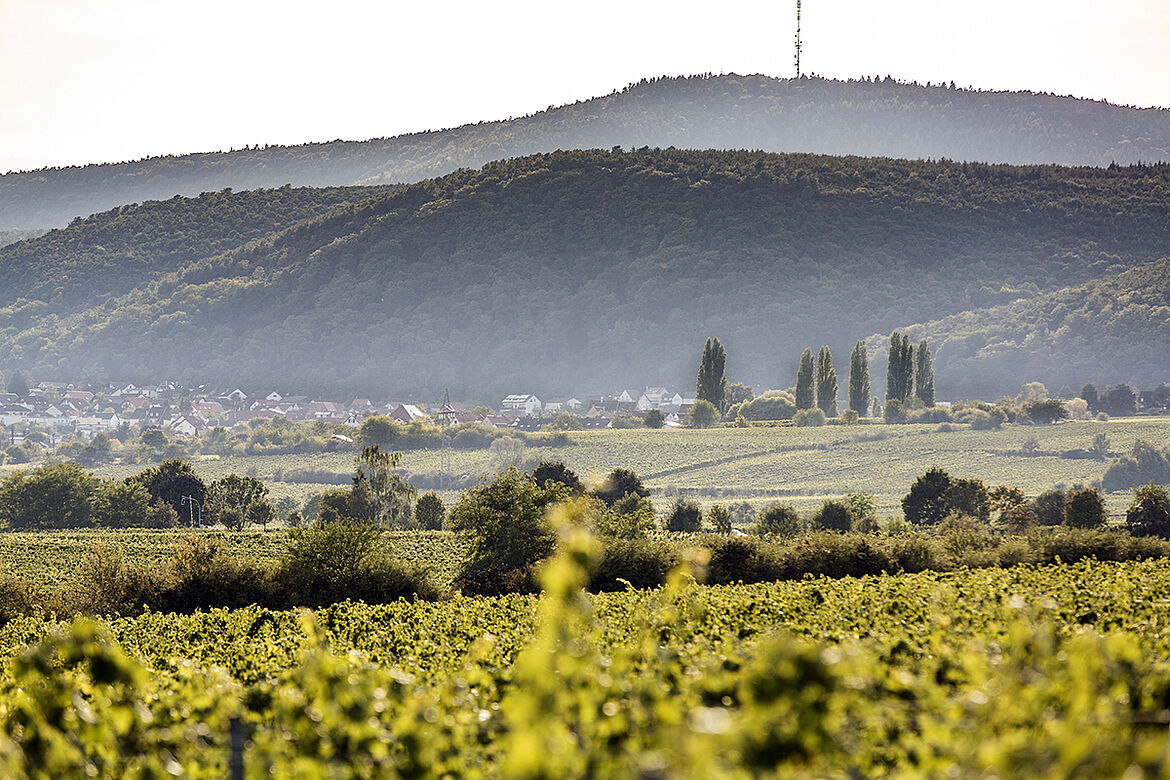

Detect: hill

[2,74,1168,230]
[903,255,1170,396]
[3,148,1168,398]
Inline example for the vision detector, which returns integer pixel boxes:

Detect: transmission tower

[794,0,803,78]
[436,389,456,492]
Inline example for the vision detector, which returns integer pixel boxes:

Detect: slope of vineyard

[2,557,1170,776]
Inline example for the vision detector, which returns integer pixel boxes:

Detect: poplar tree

[848,340,870,414]
[795,348,815,410]
[815,346,838,416]
[696,337,728,410]
[915,339,935,406]
[886,332,914,402]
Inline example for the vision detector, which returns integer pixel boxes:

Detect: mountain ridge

[3,73,1168,230]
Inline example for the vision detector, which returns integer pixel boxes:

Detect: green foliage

[91,480,151,528]
[848,340,870,414]
[1024,398,1069,424]
[1065,487,1106,529]
[708,504,733,534]
[206,473,268,527]
[0,462,99,530]
[915,339,935,406]
[793,407,826,427]
[592,468,650,507]
[665,498,702,532]
[414,492,446,531]
[815,346,838,416]
[1103,440,1170,492]
[902,467,989,525]
[355,445,416,529]
[755,503,801,537]
[595,494,656,540]
[643,409,665,428]
[695,337,728,410]
[129,459,206,515]
[811,500,853,532]
[531,460,584,493]
[886,331,914,403]
[794,348,815,410]
[727,392,796,421]
[688,399,720,428]
[1126,484,1170,539]
[449,468,568,579]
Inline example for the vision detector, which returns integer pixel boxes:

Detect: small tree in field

[1126,483,1170,538]
[415,492,446,530]
[755,503,801,537]
[1064,487,1105,529]
[689,399,720,428]
[708,504,733,534]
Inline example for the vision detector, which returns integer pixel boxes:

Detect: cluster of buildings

[0,381,702,441]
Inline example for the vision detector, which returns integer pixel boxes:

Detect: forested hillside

[904,256,1170,396]
[0,229,46,250]
[0,185,388,311]
[3,148,1168,398]
[3,73,1168,229]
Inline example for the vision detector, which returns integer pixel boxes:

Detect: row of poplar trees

[794,343,872,416]
[697,333,934,418]
[794,332,933,416]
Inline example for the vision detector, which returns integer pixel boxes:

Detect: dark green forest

[2,148,1168,398]
[3,73,1168,230]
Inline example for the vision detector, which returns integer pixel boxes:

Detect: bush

[938,513,992,558]
[782,533,894,579]
[839,409,860,425]
[665,498,702,532]
[71,541,165,615]
[883,400,908,424]
[688,400,720,428]
[811,500,852,532]
[644,409,665,429]
[908,406,953,424]
[793,408,826,427]
[1126,484,1170,539]
[708,504,733,534]
[886,535,944,573]
[531,461,584,493]
[0,572,35,624]
[592,468,650,506]
[160,535,271,612]
[588,538,676,592]
[597,494,656,539]
[1030,489,1067,526]
[706,537,784,585]
[727,394,796,421]
[1064,487,1106,529]
[755,503,801,537]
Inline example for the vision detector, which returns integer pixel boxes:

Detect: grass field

[62,417,1170,519]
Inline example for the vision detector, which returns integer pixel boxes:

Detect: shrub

[71,541,165,616]
[755,503,801,537]
[793,408,826,427]
[1032,529,1126,564]
[886,535,944,573]
[706,537,784,585]
[1023,399,1068,424]
[1126,483,1170,539]
[588,538,676,592]
[811,500,852,532]
[996,539,1034,568]
[665,498,702,532]
[784,533,895,578]
[644,409,665,429]
[1030,489,1067,526]
[531,461,584,493]
[883,400,908,424]
[596,493,656,539]
[1064,487,1106,529]
[689,400,720,428]
[592,468,650,506]
[0,572,34,624]
[938,513,992,558]
[908,406,953,424]
[161,535,271,611]
[839,409,860,425]
[728,394,796,421]
[708,504,733,534]
[901,467,952,525]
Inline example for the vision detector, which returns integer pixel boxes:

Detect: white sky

[1,0,1168,173]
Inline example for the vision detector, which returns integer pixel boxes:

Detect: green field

[65,417,1170,520]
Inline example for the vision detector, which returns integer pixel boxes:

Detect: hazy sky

[2,0,1168,173]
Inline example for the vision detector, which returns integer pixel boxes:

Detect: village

[0,381,707,444]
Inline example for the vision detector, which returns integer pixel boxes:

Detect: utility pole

[181,495,202,528]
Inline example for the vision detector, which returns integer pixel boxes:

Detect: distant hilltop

[2,73,1169,230]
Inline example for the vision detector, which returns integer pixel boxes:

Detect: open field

[58,417,1170,519]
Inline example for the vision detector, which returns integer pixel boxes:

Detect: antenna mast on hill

[794,0,803,78]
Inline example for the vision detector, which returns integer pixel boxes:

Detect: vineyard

[71,416,1170,517]
[2,541,1170,776]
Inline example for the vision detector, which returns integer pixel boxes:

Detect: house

[308,401,346,420]
[193,399,225,417]
[388,404,431,425]
[579,416,612,430]
[544,397,583,414]
[512,417,544,432]
[479,414,516,428]
[223,389,248,403]
[166,415,207,437]
[501,394,542,415]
